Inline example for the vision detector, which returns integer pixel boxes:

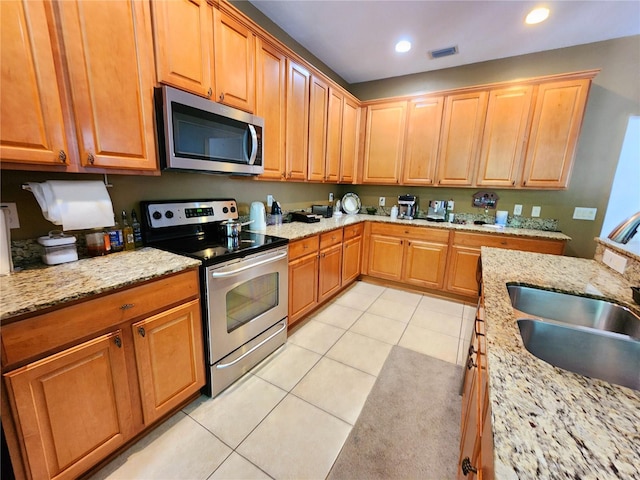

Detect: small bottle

[109,218,124,252]
[103,229,112,254]
[131,209,143,248]
[122,210,135,251]
[390,205,398,220]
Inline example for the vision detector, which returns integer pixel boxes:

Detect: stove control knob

[230,206,236,213]
[165,210,174,219]
[223,207,229,213]
[152,211,162,220]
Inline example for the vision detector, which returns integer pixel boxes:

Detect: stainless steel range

[140,199,289,397]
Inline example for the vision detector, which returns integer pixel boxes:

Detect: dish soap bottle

[131,209,143,248]
[121,210,135,251]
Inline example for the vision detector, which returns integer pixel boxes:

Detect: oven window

[226,273,279,332]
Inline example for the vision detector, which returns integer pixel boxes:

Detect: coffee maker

[397,194,418,220]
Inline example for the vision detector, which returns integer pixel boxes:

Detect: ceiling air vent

[428,45,459,59]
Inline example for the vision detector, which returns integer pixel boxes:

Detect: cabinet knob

[219,92,225,101]
[114,336,122,348]
[138,327,146,337]
[120,303,135,310]
[58,150,67,163]
[207,87,213,98]
[461,457,478,475]
[87,153,95,164]
[468,345,477,357]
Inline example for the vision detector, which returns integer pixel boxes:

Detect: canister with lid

[38,231,78,265]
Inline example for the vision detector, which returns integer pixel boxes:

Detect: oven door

[205,246,288,364]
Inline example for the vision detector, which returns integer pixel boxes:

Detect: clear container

[38,231,78,265]
[86,230,107,257]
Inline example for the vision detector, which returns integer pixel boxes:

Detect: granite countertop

[480,247,640,479]
[0,248,201,321]
[255,214,572,242]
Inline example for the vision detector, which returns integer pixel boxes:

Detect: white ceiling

[247,0,640,84]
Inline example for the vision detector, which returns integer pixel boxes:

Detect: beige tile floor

[91,281,475,480]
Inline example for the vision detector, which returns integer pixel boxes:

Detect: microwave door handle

[247,124,258,165]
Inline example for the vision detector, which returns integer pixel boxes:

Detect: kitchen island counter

[0,248,201,321]
[481,247,640,479]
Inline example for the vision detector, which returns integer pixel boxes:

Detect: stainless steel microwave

[155,86,264,175]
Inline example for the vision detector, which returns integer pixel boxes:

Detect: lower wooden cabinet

[288,235,320,326]
[342,223,364,285]
[318,229,344,302]
[1,269,204,480]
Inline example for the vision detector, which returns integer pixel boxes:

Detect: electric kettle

[250,202,267,231]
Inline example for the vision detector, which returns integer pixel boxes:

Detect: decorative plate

[341,193,361,215]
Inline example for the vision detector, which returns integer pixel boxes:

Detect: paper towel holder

[22,174,113,192]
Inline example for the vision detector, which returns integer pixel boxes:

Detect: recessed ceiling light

[525,7,550,25]
[395,40,411,53]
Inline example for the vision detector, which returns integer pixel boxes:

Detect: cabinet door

[446,245,481,297]
[288,253,318,327]
[151,0,214,98]
[318,243,342,302]
[0,0,69,166]
[213,9,255,113]
[458,332,481,480]
[4,331,133,480]
[521,78,591,188]
[367,234,404,280]
[57,0,157,171]
[403,240,448,289]
[256,38,286,180]
[339,97,360,183]
[362,101,407,184]
[437,91,487,186]
[325,87,344,182]
[133,300,205,424]
[402,96,444,185]
[342,235,362,285]
[308,75,329,181]
[285,60,310,180]
[476,86,533,187]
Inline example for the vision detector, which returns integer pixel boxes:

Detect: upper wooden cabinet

[307,75,330,181]
[285,60,311,181]
[0,0,69,166]
[325,87,344,182]
[521,78,592,189]
[362,101,407,184]
[401,96,444,185]
[339,96,360,183]
[213,9,256,112]
[475,86,533,187]
[256,38,287,180]
[436,91,488,186]
[151,0,214,98]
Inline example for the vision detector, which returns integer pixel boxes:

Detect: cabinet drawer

[288,235,320,261]
[320,229,343,249]
[369,222,450,243]
[452,231,565,254]
[343,223,364,240]
[1,269,200,369]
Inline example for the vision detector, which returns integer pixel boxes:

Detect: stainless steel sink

[517,318,640,390]
[507,284,640,339]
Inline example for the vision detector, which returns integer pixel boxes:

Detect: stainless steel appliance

[141,199,288,397]
[427,200,448,221]
[155,86,265,175]
[398,194,418,220]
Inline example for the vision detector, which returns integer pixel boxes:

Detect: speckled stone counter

[255,214,572,242]
[0,248,201,321]
[480,247,640,479]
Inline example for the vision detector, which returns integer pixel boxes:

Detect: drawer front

[369,222,449,243]
[1,269,200,369]
[288,235,320,261]
[320,229,344,250]
[343,223,364,241]
[453,231,565,253]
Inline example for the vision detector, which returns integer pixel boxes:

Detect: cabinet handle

[219,92,225,101]
[120,303,135,310]
[466,356,477,370]
[207,87,212,98]
[468,345,476,357]
[512,180,516,186]
[87,153,95,164]
[58,150,67,163]
[474,320,485,337]
[138,327,146,337]
[461,457,478,475]
[114,336,122,348]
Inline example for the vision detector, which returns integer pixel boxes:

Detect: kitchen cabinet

[256,38,287,180]
[288,235,320,327]
[318,229,344,302]
[307,75,330,181]
[325,87,344,182]
[436,91,488,186]
[475,86,533,187]
[151,0,214,98]
[366,223,449,289]
[342,223,364,285]
[362,101,407,184]
[0,0,69,166]
[520,78,592,189]
[285,60,311,180]
[445,231,566,297]
[401,96,444,185]
[213,9,256,113]
[1,269,204,480]
[339,96,360,183]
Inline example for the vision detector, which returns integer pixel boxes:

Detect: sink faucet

[608,211,640,244]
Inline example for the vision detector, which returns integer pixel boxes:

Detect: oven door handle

[215,321,287,369]
[210,250,287,278]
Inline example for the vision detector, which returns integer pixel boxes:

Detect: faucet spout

[608,211,640,244]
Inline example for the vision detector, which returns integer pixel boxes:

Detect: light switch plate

[573,207,597,220]
[379,197,385,207]
[531,206,541,217]
[603,249,627,274]
[513,204,523,215]
[0,203,20,229]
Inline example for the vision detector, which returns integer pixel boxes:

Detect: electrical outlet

[379,197,385,207]
[531,206,541,217]
[603,249,627,274]
[266,195,274,207]
[329,193,334,202]
[513,204,523,216]
[573,207,597,220]
[0,203,20,229]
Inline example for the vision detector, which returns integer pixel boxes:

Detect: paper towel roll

[0,208,13,275]
[27,181,115,231]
